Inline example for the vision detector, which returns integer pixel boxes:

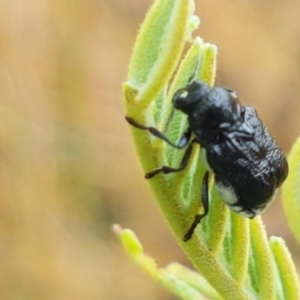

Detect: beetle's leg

[125,116,191,149]
[183,171,210,241]
[145,138,199,179]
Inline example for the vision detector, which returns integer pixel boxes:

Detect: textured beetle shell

[179,81,289,216]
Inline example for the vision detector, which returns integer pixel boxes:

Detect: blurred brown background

[0,0,299,299]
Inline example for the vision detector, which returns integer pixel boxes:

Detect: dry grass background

[0,0,300,299]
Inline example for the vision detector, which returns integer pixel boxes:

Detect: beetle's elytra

[126,80,288,241]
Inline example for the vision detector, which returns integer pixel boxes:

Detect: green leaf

[282,136,300,245]
[270,237,300,299]
[126,0,198,105]
[123,0,300,299]
[249,218,276,299]
[114,225,211,300]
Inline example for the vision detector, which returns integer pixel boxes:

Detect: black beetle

[126,80,288,241]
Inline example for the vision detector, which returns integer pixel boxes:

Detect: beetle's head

[172,80,210,114]
[173,81,241,120]
[172,80,254,140]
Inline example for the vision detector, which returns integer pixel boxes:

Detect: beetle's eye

[177,90,188,99]
[173,89,191,112]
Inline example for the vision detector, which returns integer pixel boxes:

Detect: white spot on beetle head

[178,90,188,99]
